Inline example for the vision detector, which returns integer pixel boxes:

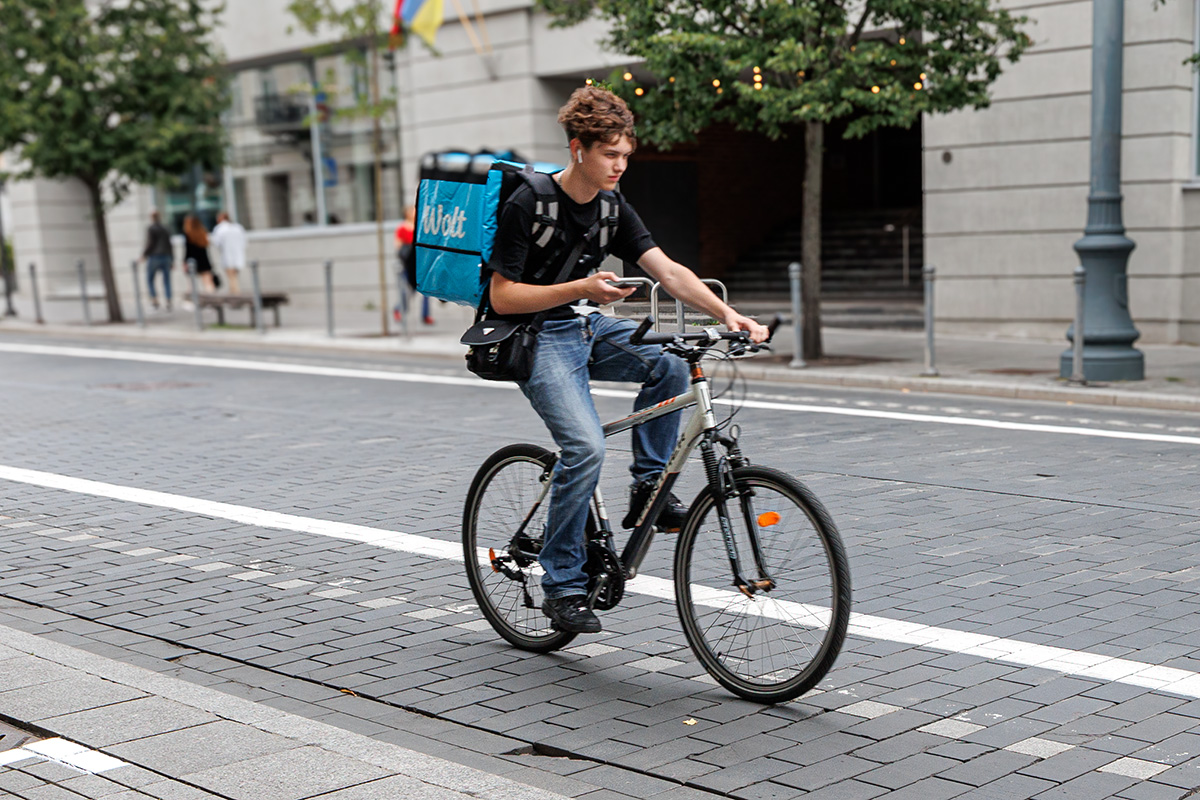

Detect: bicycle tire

[674,466,851,703]
[463,443,577,652]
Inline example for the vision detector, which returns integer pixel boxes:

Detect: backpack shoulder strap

[519,170,561,250]
[597,189,621,251]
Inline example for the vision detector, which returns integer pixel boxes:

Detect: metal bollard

[324,260,334,338]
[29,263,43,324]
[396,260,410,339]
[250,261,265,335]
[788,261,806,369]
[76,260,92,325]
[902,224,911,286]
[1069,265,1086,385]
[131,259,145,328]
[2,261,16,318]
[186,258,203,331]
[921,264,939,377]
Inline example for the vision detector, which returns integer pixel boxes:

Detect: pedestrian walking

[211,211,247,294]
[182,214,216,293]
[141,211,173,311]
[395,205,433,325]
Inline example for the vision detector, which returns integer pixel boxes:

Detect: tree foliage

[540,0,1032,146]
[0,0,227,321]
[286,0,401,123]
[286,0,406,336]
[540,0,1030,359]
[0,0,227,200]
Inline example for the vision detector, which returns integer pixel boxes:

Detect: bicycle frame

[602,367,715,577]
[513,363,719,580]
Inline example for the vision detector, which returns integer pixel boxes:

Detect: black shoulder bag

[460,225,596,383]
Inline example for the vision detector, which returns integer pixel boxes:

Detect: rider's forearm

[489,276,584,316]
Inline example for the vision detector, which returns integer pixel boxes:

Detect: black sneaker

[542,595,602,633]
[621,479,688,532]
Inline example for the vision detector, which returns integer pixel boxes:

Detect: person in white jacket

[211,212,248,294]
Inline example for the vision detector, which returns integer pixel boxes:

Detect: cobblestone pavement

[1,334,1199,799]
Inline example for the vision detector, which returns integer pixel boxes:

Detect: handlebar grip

[630,316,655,346]
[766,314,783,342]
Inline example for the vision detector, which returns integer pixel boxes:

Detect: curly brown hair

[557,86,637,150]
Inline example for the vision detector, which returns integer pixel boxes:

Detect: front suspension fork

[701,438,775,596]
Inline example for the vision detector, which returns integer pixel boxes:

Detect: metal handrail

[650,279,728,332]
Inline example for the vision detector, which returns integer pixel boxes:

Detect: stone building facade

[3,0,1198,344]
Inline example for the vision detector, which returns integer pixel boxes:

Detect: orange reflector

[488,548,499,572]
[758,512,781,527]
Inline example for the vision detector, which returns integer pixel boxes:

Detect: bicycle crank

[586,543,625,611]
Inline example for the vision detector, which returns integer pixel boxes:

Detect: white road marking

[10,737,127,774]
[3,341,1199,446]
[6,463,1200,704]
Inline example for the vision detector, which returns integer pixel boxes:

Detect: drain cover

[0,720,38,752]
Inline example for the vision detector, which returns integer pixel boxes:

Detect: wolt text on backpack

[412,150,620,308]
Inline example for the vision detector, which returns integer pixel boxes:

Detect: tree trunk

[86,179,123,323]
[800,119,823,361]
[370,26,389,337]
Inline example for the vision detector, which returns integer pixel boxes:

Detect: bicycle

[462,316,851,703]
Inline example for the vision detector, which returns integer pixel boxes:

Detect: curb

[0,624,569,800]
[709,364,1200,413]
[4,321,1199,413]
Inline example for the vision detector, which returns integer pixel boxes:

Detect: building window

[159,165,223,235]
[223,51,401,231]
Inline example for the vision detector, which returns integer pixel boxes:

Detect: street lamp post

[1059,0,1144,381]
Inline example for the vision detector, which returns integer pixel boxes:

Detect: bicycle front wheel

[675,466,851,703]
[463,443,577,652]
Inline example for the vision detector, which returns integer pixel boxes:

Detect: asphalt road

[2,334,1199,800]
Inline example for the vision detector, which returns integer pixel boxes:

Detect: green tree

[541,0,1030,359]
[0,0,227,323]
[287,0,406,337]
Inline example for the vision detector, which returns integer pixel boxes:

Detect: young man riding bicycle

[487,86,768,634]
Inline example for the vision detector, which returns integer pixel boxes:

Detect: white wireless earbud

[576,150,583,164]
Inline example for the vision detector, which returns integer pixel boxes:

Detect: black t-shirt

[488,179,656,320]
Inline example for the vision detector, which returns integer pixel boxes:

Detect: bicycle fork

[701,435,776,597]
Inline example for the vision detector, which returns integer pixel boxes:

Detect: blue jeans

[520,314,689,600]
[146,255,172,302]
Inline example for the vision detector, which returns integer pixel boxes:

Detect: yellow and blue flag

[395,0,444,47]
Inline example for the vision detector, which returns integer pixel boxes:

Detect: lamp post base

[1058,345,1144,382]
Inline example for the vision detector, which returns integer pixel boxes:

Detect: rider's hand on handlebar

[724,312,770,343]
[580,271,636,305]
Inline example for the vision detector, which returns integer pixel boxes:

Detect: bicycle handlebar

[629,314,782,347]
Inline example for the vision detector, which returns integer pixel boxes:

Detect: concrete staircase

[724,208,924,301]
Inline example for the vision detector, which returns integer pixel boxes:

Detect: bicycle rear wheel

[674,466,851,703]
[463,443,577,652]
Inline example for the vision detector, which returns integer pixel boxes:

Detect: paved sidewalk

[0,623,569,800]
[2,296,1198,412]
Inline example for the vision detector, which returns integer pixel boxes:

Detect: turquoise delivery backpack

[413,150,565,308]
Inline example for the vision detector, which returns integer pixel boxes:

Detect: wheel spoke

[464,446,575,651]
[675,469,850,702]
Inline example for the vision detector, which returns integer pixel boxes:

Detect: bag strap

[477,215,601,326]
[524,171,560,250]
[597,193,620,250]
